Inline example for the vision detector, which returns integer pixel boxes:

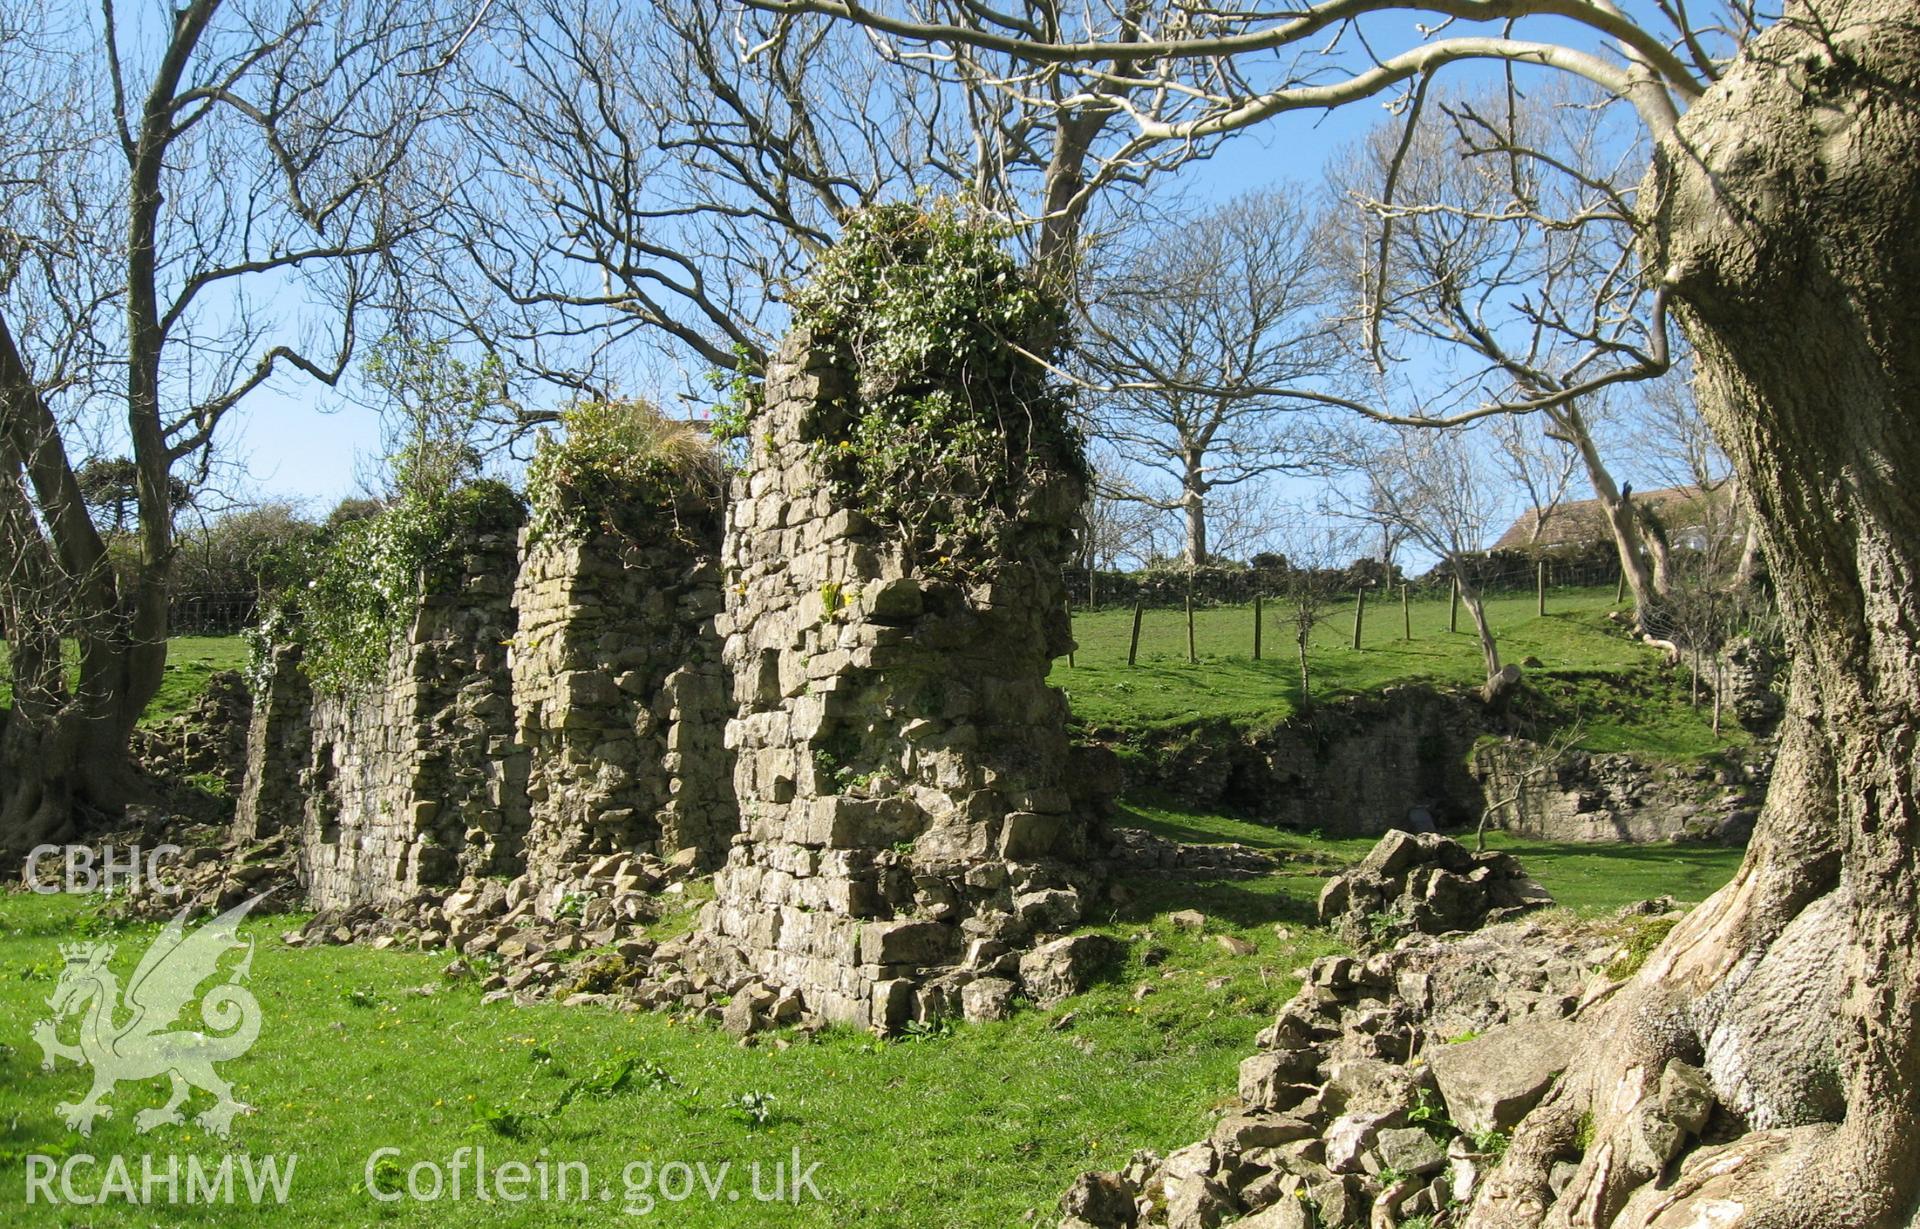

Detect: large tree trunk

[0,325,145,859]
[1452,560,1501,680]
[1470,4,1920,1225]
[1182,447,1209,565]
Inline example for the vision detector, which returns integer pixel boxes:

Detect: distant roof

[1492,485,1721,552]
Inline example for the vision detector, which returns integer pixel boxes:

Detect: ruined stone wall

[1470,740,1767,844]
[233,645,312,841]
[297,519,529,909]
[1109,687,1485,835]
[510,515,732,886]
[698,330,1097,1031]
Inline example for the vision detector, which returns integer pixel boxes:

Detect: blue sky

[226,101,1390,514]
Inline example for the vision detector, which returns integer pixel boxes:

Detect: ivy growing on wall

[790,201,1086,578]
[250,480,524,692]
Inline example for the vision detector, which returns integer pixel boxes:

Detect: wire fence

[1065,543,1627,613]
[169,591,258,636]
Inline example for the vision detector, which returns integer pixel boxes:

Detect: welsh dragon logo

[32,894,269,1137]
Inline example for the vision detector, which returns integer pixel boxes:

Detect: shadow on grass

[1110,804,1287,851]
[1098,871,1324,931]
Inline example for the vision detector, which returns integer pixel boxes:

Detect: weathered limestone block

[1316,830,1553,949]
[1426,1016,1580,1136]
[510,504,733,886]
[297,517,529,909]
[697,328,1099,1031]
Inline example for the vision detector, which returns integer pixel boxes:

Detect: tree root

[1464,662,1885,1229]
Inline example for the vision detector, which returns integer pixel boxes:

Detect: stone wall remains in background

[296,517,528,909]
[1470,739,1768,844]
[1106,687,1485,837]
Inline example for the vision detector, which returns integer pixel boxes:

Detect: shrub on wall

[790,200,1086,579]
[524,397,724,546]
[250,480,524,691]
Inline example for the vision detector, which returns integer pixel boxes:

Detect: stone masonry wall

[510,514,733,886]
[1110,687,1485,835]
[298,520,529,909]
[698,330,1098,1032]
[233,644,313,841]
[1470,739,1768,844]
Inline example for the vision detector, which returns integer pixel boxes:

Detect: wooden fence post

[1186,591,1197,664]
[1615,570,1626,604]
[1536,559,1547,617]
[1065,594,1075,668]
[1351,586,1367,650]
[1253,593,1263,661]
[1401,584,1411,640]
[1449,577,1460,634]
[1128,600,1144,667]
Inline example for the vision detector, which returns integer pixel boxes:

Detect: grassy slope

[4,587,1731,759]
[0,636,248,727]
[0,885,1334,1228]
[1053,587,1742,761]
[1116,801,1746,915]
[0,809,1739,1227]
[0,597,1744,1222]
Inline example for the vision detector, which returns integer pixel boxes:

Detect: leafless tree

[1327,86,1694,623]
[1473,719,1584,851]
[1078,472,1173,575]
[423,0,1203,412]
[741,2,1920,1221]
[1078,188,1337,565]
[1271,516,1359,711]
[1339,424,1510,694]
[1491,410,1578,547]
[0,0,466,854]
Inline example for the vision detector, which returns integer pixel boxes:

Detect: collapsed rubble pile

[1059,896,1706,1229]
[130,669,253,797]
[290,842,1125,1037]
[1316,830,1553,950]
[1107,827,1311,880]
[104,811,300,920]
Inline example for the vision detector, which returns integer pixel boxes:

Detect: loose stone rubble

[1315,830,1554,950]
[1058,892,1712,1229]
[89,807,301,921]
[289,848,721,1013]
[132,669,253,801]
[1107,827,1316,880]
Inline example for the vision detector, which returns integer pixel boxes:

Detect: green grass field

[1114,802,1745,915]
[1053,587,1739,761]
[0,636,248,727]
[0,596,1748,1221]
[0,800,1740,1227]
